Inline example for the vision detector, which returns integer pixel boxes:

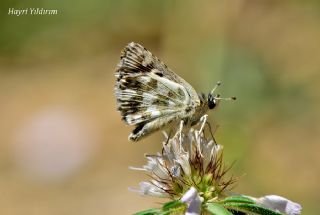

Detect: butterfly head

[207,93,219,109]
[207,82,236,110]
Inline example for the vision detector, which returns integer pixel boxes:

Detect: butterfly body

[115,42,220,141]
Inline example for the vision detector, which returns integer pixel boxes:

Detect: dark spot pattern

[132,123,145,135]
[151,98,169,106]
[148,79,158,89]
[177,88,184,97]
[155,71,164,77]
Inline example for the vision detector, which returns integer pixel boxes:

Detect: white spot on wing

[133,114,142,120]
[123,89,136,95]
[149,72,190,105]
[147,107,161,117]
[142,92,156,103]
[142,53,153,67]
[150,110,161,117]
[146,106,157,112]
[168,101,176,107]
[138,76,151,84]
[155,82,170,95]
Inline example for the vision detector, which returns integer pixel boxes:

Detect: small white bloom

[132,181,169,198]
[174,152,191,176]
[181,187,202,215]
[253,195,302,215]
[130,154,171,179]
[163,133,191,176]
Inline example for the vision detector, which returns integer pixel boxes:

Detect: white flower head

[130,120,237,201]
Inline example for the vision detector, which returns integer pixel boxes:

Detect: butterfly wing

[115,42,200,141]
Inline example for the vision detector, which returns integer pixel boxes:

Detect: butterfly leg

[163,129,173,146]
[192,115,208,157]
[178,120,184,144]
[199,114,208,134]
[205,121,217,144]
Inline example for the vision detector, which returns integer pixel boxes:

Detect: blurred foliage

[0,0,319,214]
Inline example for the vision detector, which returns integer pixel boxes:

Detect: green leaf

[162,200,184,211]
[133,208,161,215]
[133,200,185,215]
[206,203,233,215]
[224,202,283,215]
[159,212,171,215]
[222,196,255,204]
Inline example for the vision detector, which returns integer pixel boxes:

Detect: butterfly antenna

[210,81,221,94]
[215,94,237,101]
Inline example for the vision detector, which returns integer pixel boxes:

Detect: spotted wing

[115,42,199,139]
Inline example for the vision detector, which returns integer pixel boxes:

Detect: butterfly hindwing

[115,42,200,141]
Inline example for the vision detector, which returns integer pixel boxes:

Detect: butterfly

[115,42,235,141]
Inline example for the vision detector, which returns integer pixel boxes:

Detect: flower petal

[135,181,169,198]
[181,187,198,203]
[255,195,302,215]
[181,187,202,215]
[174,152,191,176]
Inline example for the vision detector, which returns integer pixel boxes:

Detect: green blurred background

[0,0,319,214]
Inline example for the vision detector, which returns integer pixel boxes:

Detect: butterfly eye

[208,93,217,109]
